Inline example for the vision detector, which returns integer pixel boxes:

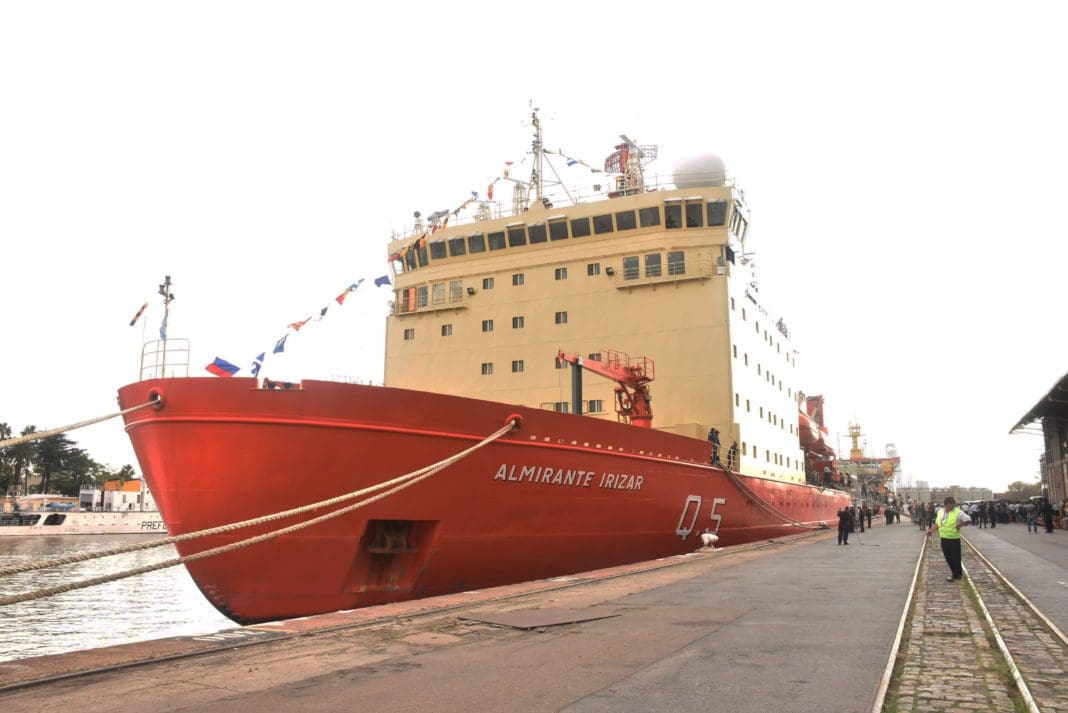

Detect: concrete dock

[0,521,1061,712]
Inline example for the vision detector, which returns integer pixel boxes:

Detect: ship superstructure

[386,113,805,484]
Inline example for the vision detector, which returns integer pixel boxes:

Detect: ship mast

[530,106,543,203]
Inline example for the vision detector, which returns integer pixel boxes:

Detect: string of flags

[203,273,392,378]
[391,150,603,262]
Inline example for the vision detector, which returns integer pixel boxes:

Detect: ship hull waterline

[119,377,850,625]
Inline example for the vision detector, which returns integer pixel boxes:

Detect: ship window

[665,204,683,229]
[746,399,750,412]
[685,203,704,228]
[417,245,428,267]
[468,233,486,253]
[570,217,591,237]
[555,357,568,369]
[448,237,467,257]
[43,513,67,525]
[555,311,568,324]
[667,251,686,275]
[760,407,764,418]
[403,328,415,341]
[528,224,548,244]
[588,352,601,361]
[488,231,506,250]
[507,226,527,247]
[512,360,524,373]
[431,283,446,305]
[555,267,568,280]
[758,364,762,375]
[405,248,417,271]
[645,253,661,277]
[481,363,493,375]
[549,220,569,241]
[726,245,735,264]
[588,399,604,413]
[731,297,736,310]
[742,308,747,320]
[752,444,757,457]
[483,277,494,289]
[512,273,525,286]
[429,240,447,260]
[449,281,463,302]
[639,206,661,227]
[622,256,639,280]
[416,286,428,308]
[587,263,600,276]
[733,345,737,358]
[735,393,740,406]
[744,353,748,365]
[707,200,728,226]
[554,401,569,413]
[592,214,613,234]
[512,316,524,329]
[615,210,637,231]
[441,324,452,336]
[482,319,494,332]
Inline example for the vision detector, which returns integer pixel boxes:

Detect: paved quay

[1,523,923,713]
[889,519,1068,713]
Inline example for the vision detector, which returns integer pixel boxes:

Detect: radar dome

[672,154,726,189]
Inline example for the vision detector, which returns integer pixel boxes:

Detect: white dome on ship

[672,154,726,189]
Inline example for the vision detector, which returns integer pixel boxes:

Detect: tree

[1003,479,1042,500]
[34,433,75,494]
[9,426,37,495]
[0,422,14,494]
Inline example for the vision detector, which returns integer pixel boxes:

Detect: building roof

[1011,371,1068,433]
[103,479,143,492]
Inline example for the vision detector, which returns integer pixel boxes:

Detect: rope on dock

[0,399,160,449]
[0,420,519,605]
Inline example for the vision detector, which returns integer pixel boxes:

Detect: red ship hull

[118,378,850,624]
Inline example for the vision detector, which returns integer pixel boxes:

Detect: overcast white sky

[1,2,1064,492]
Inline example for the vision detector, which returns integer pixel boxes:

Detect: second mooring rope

[0,420,518,606]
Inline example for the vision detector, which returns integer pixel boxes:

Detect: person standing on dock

[837,506,853,545]
[1042,499,1054,533]
[987,501,997,528]
[1026,501,1038,533]
[927,496,971,581]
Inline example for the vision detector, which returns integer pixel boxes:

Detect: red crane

[556,349,655,428]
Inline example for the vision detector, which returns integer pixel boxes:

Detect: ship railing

[139,339,190,380]
[613,254,717,290]
[390,175,741,242]
[392,291,471,317]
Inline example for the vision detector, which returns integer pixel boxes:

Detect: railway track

[881,535,1068,712]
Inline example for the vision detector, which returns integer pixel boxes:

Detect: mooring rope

[0,399,159,450]
[721,467,828,530]
[0,420,518,606]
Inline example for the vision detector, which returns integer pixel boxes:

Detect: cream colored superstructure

[385,184,806,483]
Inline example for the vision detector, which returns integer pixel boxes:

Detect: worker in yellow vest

[926,496,971,581]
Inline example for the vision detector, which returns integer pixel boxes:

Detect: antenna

[530,106,543,203]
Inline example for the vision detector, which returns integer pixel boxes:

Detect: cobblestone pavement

[888,538,1068,712]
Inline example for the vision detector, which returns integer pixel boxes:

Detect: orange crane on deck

[555,349,655,428]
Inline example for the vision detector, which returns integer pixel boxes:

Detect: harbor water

[0,535,234,663]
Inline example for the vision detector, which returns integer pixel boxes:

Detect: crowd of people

[907,498,1066,533]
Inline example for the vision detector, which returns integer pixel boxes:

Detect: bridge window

[429,240,447,260]
[685,202,704,227]
[615,210,637,231]
[448,237,467,256]
[488,231,506,250]
[639,206,661,227]
[416,286,428,308]
[550,220,569,241]
[665,203,683,229]
[593,214,614,235]
[468,233,486,253]
[622,256,639,280]
[570,217,591,237]
[529,224,548,244]
[507,226,527,247]
[707,200,728,226]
